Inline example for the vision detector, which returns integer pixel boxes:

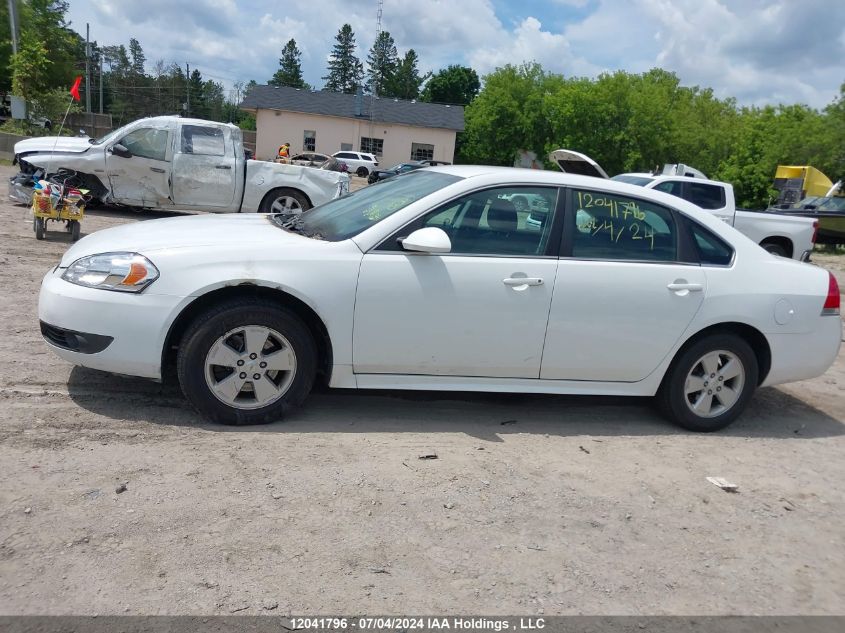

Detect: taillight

[811,220,819,245]
[822,271,840,316]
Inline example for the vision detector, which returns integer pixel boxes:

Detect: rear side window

[181,125,225,156]
[688,221,733,265]
[687,182,726,210]
[569,189,677,262]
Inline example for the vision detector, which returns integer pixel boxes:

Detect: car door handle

[667,282,703,292]
[503,277,543,287]
[215,164,232,170]
[150,167,165,173]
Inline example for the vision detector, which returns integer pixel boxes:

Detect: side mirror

[111,143,132,158]
[401,227,451,254]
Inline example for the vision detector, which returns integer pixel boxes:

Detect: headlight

[62,252,159,293]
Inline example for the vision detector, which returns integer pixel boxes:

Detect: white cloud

[64,0,845,107]
[470,16,600,77]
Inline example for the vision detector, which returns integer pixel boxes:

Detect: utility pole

[85,23,92,113]
[99,56,103,114]
[7,0,18,55]
[186,62,190,116]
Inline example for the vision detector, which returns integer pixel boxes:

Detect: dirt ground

[0,164,844,616]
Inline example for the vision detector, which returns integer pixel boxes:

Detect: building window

[340,142,353,151]
[303,130,316,152]
[360,137,383,156]
[411,142,434,161]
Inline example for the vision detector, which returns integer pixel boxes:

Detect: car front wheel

[176,299,317,425]
[657,333,758,432]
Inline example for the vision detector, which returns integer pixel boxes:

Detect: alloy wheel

[683,350,745,418]
[269,196,303,214]
[204,325,297,409]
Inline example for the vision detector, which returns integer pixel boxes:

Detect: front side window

[303,130,316,152]
[653,180,684,197]
[336,151,355,159]
[570,189,677,262]
[379,186,559,257]
[687,182,726,210]
[292,171,462,241]
[181,125,225,156]
[411,142,434,161]
[119,127,169,161]
[360,137,383,156]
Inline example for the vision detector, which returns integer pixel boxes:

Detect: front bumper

[38,267,189,380]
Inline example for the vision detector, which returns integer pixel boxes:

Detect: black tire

[258,188,311,214]
[34,217,45,240]
[176,299,318,425]
[656,333,758,432]
[761,241,788,257]
[356,166,368,178]
[69,220,81,241]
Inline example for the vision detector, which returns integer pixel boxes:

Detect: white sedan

[38,166,841,431]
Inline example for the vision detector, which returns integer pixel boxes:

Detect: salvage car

[11,116,349,214]
[39,166,841,432]
[367,161,426,184]
[289,152,332,167]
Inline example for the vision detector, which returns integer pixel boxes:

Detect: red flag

[69,76,82,101]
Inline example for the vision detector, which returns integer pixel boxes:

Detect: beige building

[240,85,465,167]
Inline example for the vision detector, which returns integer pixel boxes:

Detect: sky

[63,0,845,109]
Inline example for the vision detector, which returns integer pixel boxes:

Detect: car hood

[59,213,308,266]
[15,136,93,155]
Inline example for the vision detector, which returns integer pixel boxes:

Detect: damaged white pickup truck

[10,116,349,213]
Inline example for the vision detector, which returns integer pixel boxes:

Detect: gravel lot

[0,164,844,616]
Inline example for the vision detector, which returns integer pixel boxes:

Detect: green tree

[386,49,428,100]
[269,39,308,89]
[7,0,80,102]
[0,1,12,92]
[323,24,363,94]
[366,30,397,95]
[421,65,480,105]
[128,38,145,75]
[461,63,561,165]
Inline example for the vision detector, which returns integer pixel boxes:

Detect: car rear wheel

[657,333,758,432]
[259,188,310,214]
[176,299,317,425]
[761,241,788,257]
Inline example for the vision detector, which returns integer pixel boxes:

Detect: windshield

[282,171,461,241]
[611,174,655,186]
[89,127,125,146]
[817,197,845,211]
